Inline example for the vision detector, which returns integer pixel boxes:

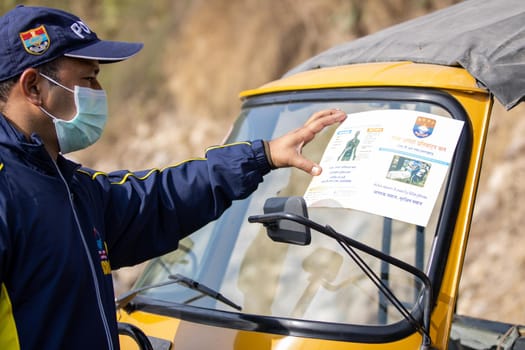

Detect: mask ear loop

[38,73,77,123]
[39,73,75,93]
[39,105,59,122]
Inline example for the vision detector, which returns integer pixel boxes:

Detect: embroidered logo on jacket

[19,25,50,55]
[93,228,111,275]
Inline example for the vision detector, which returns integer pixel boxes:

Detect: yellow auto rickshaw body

[118,61,494,350]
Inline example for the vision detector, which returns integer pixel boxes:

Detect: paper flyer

[304,109,464,227]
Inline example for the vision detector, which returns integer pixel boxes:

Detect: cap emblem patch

[19,25,50,55]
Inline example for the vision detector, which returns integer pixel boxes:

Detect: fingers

[305,109,346,128]
[267,108,346,176]
[302,109,347,144]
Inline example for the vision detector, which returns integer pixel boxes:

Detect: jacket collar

[0,113,81,183]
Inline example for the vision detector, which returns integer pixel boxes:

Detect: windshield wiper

[168,274,242,311]
[116,279,180,311]
[115,273,241,312]
[248,196,432,350]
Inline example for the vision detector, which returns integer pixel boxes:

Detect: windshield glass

[133,88,466,327]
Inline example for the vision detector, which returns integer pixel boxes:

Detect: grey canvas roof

[285,0,525,110]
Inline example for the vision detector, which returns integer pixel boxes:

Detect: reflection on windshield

[134,98,451,326]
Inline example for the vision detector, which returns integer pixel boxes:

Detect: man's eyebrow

[83,60,100,75]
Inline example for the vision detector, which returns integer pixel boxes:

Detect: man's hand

[267,109,347,176]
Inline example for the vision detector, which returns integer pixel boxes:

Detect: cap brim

[64,40,143,63]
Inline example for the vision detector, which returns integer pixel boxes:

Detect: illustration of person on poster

[337,130,360,161]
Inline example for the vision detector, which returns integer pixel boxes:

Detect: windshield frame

[128,86,472,343]
[242,87,472,300]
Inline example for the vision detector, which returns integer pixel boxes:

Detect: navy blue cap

[0,5,144,81]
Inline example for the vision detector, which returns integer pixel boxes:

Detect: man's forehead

[59,57,100,72]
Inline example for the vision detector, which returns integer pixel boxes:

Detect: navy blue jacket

[0,114,271,349]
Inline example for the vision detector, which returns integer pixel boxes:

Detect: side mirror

[259,196,311,245]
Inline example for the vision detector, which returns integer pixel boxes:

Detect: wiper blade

[116,279,180,311]
[169,274,242,311]
[115,274,242,312]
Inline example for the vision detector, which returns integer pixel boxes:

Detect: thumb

[292,156,322,176]
[310,164,322,176]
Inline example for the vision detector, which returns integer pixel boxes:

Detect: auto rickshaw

[117,1,525,349]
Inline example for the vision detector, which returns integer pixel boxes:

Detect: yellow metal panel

[240,62,486,99]
[425,91,493,350]
[119,310,424,349]
[118,311,179,349]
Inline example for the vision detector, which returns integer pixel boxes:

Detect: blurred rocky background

[5,0,524,325]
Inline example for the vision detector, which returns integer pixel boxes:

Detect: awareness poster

[304,109,464,227]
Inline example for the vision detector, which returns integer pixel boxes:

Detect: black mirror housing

[262,196,311,245]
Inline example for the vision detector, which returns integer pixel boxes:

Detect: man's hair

[0,77,19,107]
[0,59,62,110]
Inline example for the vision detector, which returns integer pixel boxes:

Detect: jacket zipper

[53,161,114,350]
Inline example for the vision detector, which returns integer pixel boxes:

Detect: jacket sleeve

[84,140,272,269]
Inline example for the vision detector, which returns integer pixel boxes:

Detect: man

[0,5,346,350]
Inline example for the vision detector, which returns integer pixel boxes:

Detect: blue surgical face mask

[39,73,108,154]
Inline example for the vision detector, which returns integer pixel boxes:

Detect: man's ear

[19,68,44,106]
